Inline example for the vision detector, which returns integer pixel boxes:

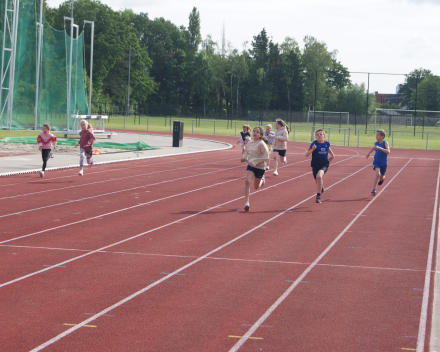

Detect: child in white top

[241,126,270,211]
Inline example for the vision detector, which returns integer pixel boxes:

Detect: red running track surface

[0,134,439,352]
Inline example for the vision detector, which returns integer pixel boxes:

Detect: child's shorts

[246,165,265,179]
[312,164,329,179]
[273,149,286,157]
[373,164,387,175]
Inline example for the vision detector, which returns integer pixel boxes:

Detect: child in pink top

[37,123,57,178]
[75,120,96,176]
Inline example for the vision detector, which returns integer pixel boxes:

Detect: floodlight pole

[414,74,418,137]
[64,16,74,131]
[7,0,19,129]
[34,0,44,130]
[126,23,134,117]
[84,20,94,115]
[365,73,370,134]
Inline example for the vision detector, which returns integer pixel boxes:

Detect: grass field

[2,114,440,150]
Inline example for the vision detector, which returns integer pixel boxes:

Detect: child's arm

[328,147,335,162]
[305,144,316,157]
[366,145,376,159]
[375,141,390,154]
[276,130,288,141]
[52,136,57,149]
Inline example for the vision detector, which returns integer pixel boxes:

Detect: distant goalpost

[375,108,440,129]
[307,110,350,125]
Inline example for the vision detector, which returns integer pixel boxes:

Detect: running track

[1,133,439,352]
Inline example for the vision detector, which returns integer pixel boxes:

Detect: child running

[264,124,275,170]
[37,123,57,178]
[241,126,270,212]
[238,124,251,153]
[272,119,289,176]
[75,120,96,176]
[366,129,390,196]
[305,128,335,203]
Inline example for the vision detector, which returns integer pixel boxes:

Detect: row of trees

[43,0,438,116]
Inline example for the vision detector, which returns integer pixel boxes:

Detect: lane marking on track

[228,159,413,352]
[0,150,234,187]
[28,156,370,352]
[0,159,310,243]
[416,160,440,352]
[63,323,96,328]
[0,154,239,201]
[229,336,263,340]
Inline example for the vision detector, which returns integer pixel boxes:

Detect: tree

[249,28,270,69]
[398,68,432,109]
[413,75,440,111]
[191,51,213,117]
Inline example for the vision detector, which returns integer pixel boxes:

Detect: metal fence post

[426,132,429,150]
[192,120,194,134]
[311,126,315,142]
[348,128,350,146]
[147,118,149,131]
[214,121,215,135]
[293,125,295,142]
[357,129,360,147]
[392,131,394,148]
[344,129,346,146]
[235,122,237,136]
[124,115,125,129]
[169,118,171,132]
[328,127,330,143]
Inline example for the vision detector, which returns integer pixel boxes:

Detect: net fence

[0,0,88,130]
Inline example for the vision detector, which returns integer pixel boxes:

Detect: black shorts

[273,149,286,157]
[246,165,265,179]
[312,164,329,179]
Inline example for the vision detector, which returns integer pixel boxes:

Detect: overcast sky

[48,0,440,93]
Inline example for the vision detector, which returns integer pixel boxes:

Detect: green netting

[0,0,88,130]
[0,136,158,150]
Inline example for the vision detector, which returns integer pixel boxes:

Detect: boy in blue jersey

[366,129,390,196]
[305,129,335,203]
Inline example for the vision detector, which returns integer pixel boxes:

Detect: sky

[48,0,440,94]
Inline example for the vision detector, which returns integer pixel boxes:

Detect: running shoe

[49,151,54,158]
[283,159,287,166]
[321,186,325,193]
[378,179,385,186]
[261,175,265,187]
[244,202,250,212]
[316,194,321,203]
[39,171,44,178]
[266,166,269,170]
[78,169,83,176]
[88,159,95,167]
[273,171,278,176]
[371,190,376,196]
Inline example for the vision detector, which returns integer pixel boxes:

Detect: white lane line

[0,243,428,274]
[228,158,413,352]
[1,156,358,286]
[0,159,311,242]
[28,157,367,352]
[0,163,245,218]
[417,161,440,352]
[0,149,234,186]
[0,153,238,200]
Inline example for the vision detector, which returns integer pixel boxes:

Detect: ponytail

[276,119,290,133]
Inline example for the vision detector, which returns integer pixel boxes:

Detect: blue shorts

[373,164,387,176]
[273,149,286,157]
[246,165,265,179]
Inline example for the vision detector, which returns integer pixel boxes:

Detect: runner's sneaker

[371,190,376,196]
[283,159,287,166]
[49,151,54,158]
[273,171,278,176]
[88,159,95,167]
[316,194,321,203]
[244,202,250,212]
[39,171,44,178]
[261,175,265,187]
[78,169,83,176]
[321,186,325,193]
[378,178,385,186]
[266,166,269,170]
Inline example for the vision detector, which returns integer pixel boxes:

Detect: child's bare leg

[244,170,253,204]
[254,176,263,190]
[273,151,279,173]
[373,168,381,189]
[316,170,324,193]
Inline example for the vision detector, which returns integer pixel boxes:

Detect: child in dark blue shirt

[366,129,390,196]
[238,125,251,153]
[305,128,335,203]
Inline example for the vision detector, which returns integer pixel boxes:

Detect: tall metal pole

[84,21,94,115]
[313,70,317,126]
[64,16,74,131]
[7,0,20,129]
[126,31,131,117]
[34,0,43,130]
[261,68,265,126]
[365,72,369,133]
[414,74,419,137]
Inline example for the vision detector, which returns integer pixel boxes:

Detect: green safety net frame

[0,136,158,150]
[0,0,88,130]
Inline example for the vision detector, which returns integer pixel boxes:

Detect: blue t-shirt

[373,140,388,166]
[264,131,275,145]
[240,131,250,141]
[309,140,330,167]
